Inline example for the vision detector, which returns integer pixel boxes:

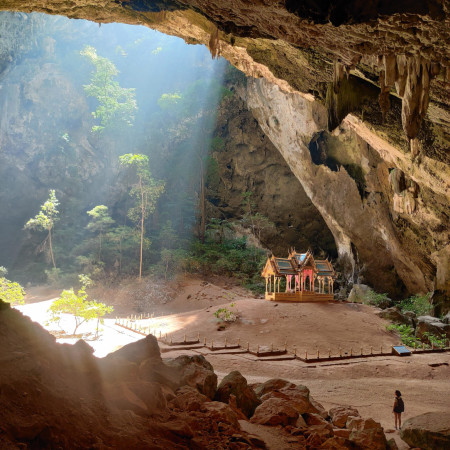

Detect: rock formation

[0,2,448,298]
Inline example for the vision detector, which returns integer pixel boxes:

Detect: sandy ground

[20,277,450,449]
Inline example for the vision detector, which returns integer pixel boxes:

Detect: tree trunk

[48,227,56,269]
[199,157,206,244]
[139,176,144,281]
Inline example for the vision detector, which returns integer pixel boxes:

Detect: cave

[0,2,449,449]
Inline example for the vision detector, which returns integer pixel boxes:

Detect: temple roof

[262,251,336,278]
[315,260,336,278]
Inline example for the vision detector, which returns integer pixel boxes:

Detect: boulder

[201,401,240,429]
[349,427,388,450]
[329,406,360,428]
[250,398,299,426]
[333,429,351,438]
[442,312,450,325]
[321,436,353,449]
[348,284,370,303]
[97,356,139,383]
[228,394,249,420]
[253,378,296,398]
[296,415,307,428]
[416,316,450,342]
[387,437,399,449]
[169,386,208,411]
[377,307,413,326]
[165,355,217,399]
[105,381,167,416]
[304,424,334,447]
[430,290,450,317]
[304,413,330,427]
[139,358,179,390]
[400,411,450,450]
[106,334,161,365]
[259,384,326,417]
[346,416,381,431]
[310,397,329,419]
[214,370,261,418]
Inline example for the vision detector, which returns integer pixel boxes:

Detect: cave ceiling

[1,1,449,298]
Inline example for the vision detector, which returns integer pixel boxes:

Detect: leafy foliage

[24,189,59,268]
[398,292,432,316]
[48,275,113,335]
[386,324,420,347]
[241,191,275,241]
[188,232,266,293]
[0,277,25,305]
[81,45,137,132]
[214,302,238,322]
[119,153,165,279]
[86,205,115,261]
[364,289,392,308]
[422,332,447,348]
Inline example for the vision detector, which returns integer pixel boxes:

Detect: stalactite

[333,61,345,94]
[378,70,390,122]
[208,27,220,59]
[401,56,431,141]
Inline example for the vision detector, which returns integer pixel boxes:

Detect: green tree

[80,45,137,133]
[241,191,275,242]
[86,205,115,261]
[0,277,25,305]
[106,225,139,274]
[25,189,60,269]
[119,153,165,280]
[48,275,113,335]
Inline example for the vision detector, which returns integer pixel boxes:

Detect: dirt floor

[22,276,450,449]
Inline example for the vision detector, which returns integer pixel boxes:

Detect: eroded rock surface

[400,411,450,450]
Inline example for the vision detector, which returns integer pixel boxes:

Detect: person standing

[393,390,405,430]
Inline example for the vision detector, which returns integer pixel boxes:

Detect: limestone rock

[442,312,450,324]
[169,386,208,412]
[253,378,296,398]
[349,427,388,449]
[106,334,161,365]
[400,411,450,450]
[347,417,383,431]
[250,398,299,426]
[304,424,334,447]
[377,307,414,326]
[97,356,139,383]
[165,355,218,399]
[214,370,261,418]
[329,406,360,428]
[320,436,352,449]
[304,413,330,427]
[348,285,370,303]
[201,401,240,429]
[431,290,450,317]
[333,428,351,438]
[105,381,167,416]
[416,316,450,341]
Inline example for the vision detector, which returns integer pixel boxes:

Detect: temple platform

[265,291,333,302]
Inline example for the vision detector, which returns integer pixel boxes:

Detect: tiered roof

[315,260,336,278]
[262,250,335,278]
[262,256,297,277]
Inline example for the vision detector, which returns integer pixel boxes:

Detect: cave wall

[208,94,337,257]
[0,2,449,298]
[240,78,448,297]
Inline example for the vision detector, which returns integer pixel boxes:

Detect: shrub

[398,293,432,316]
[48,274,113,336]
[0,277,25,305]
[214,303,238,322]
[386,324,420,347]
